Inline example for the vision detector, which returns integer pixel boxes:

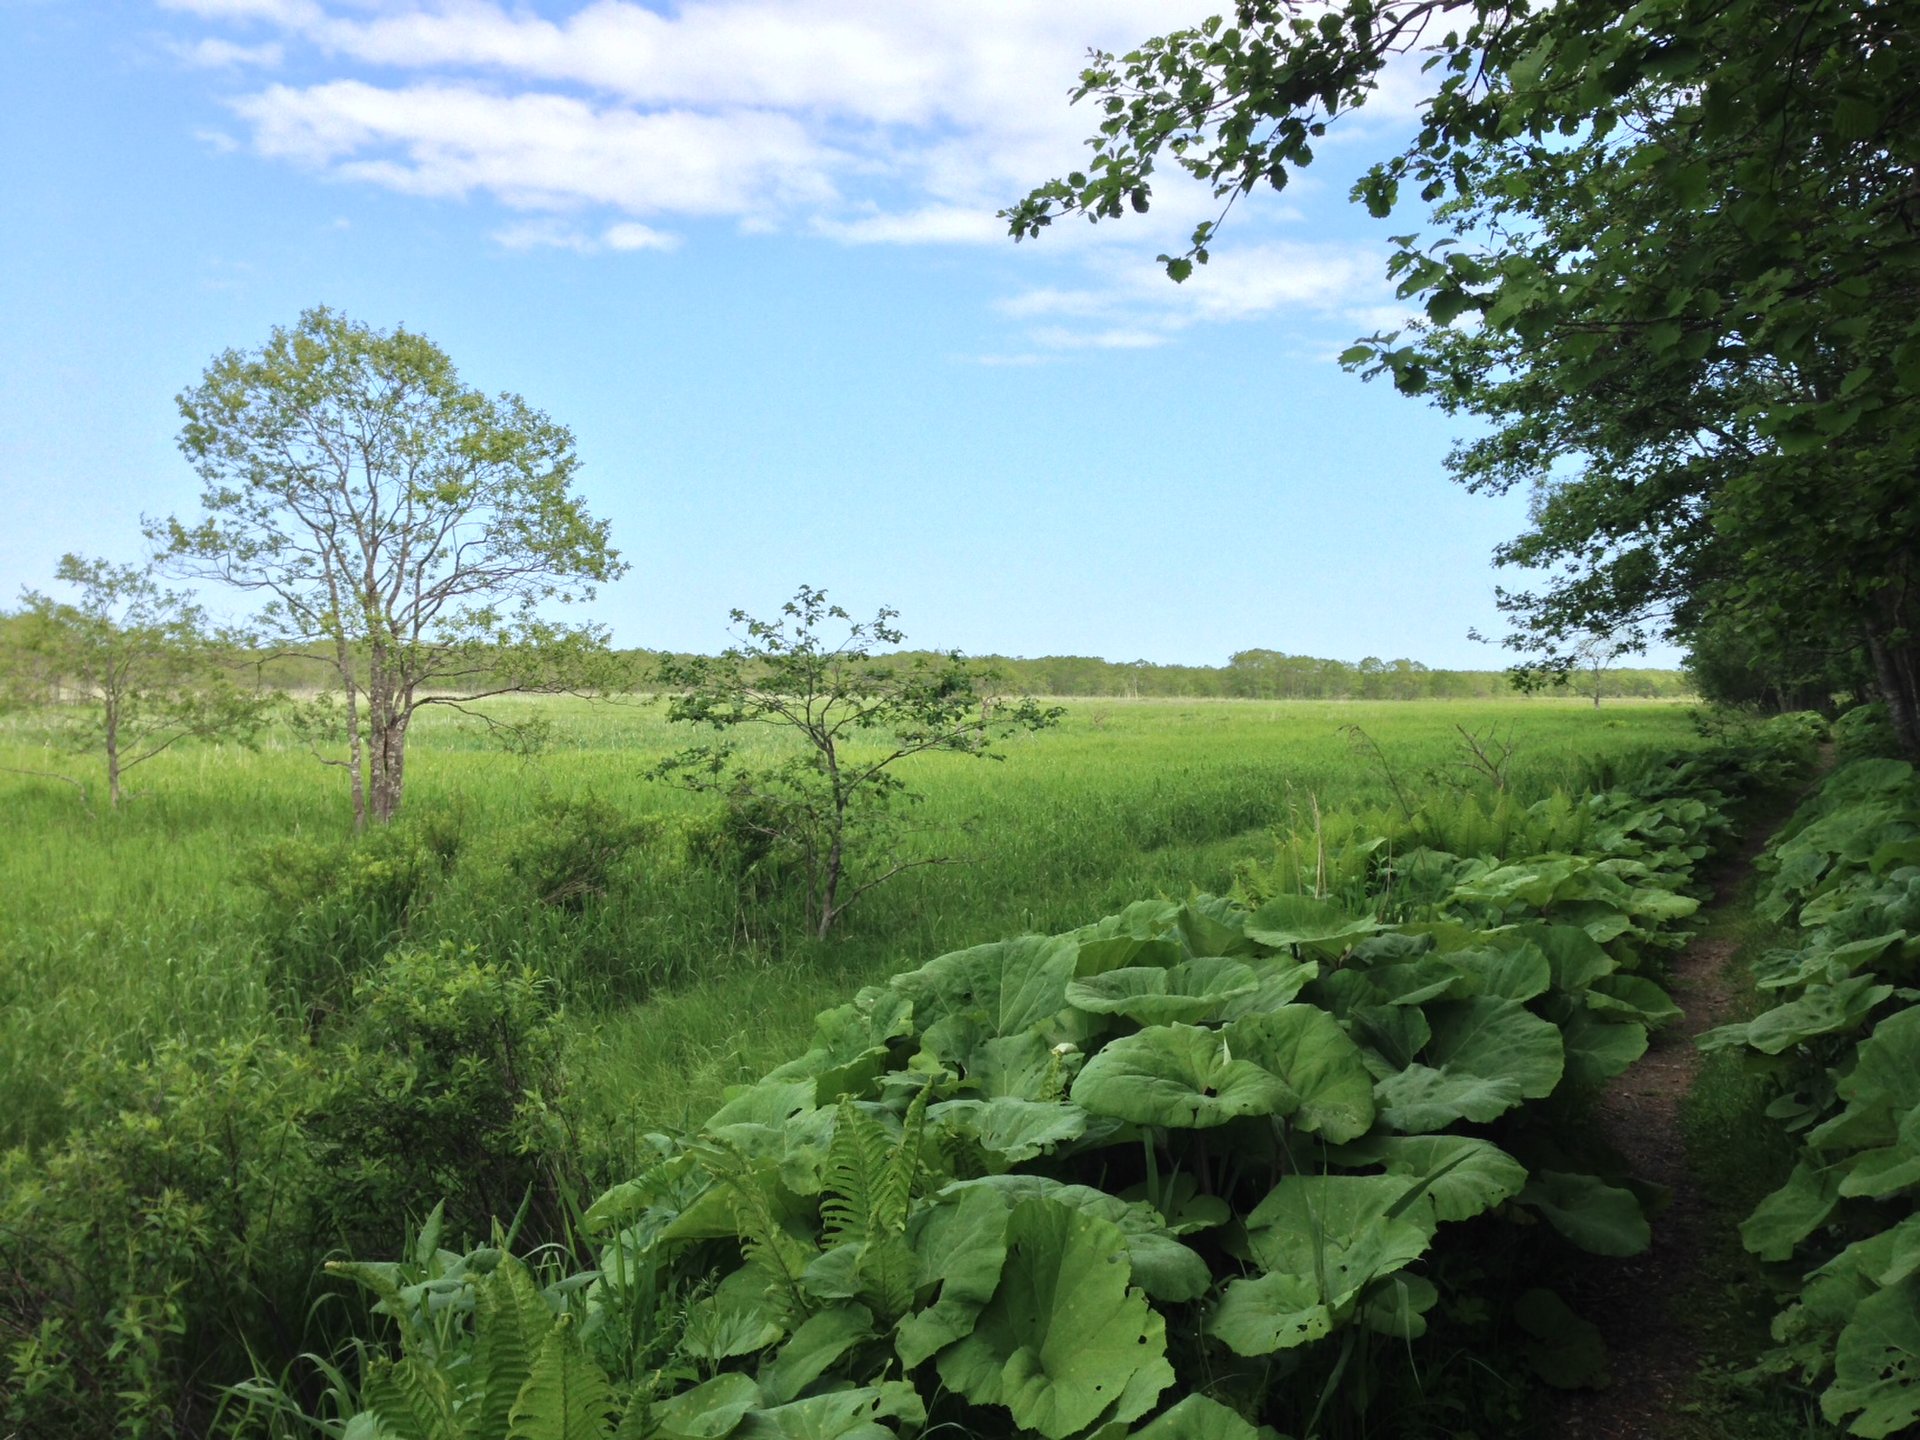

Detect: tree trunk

[106,700,121,808]
[371,710,409,824]
[1866,628,1920,760]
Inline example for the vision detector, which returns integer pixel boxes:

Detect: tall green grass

[0,696,1701,1158]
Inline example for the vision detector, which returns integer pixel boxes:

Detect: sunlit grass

[0,695,1703,1157]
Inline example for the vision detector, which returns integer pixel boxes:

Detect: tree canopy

[153,307,626,825]
[2,555,268,808]
[1009,0,1920,754]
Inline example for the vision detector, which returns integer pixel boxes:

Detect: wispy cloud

[160,0,1414,349]
[492,217,682,255]
[170,35,283,67]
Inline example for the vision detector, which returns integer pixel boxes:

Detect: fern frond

[820,1099,890,1248]
[728,1172,815,1320]
[473,1254,554,1440]
[871,1084,931,1237]
[505,1314,618,1440]
[361,1356,460,1440]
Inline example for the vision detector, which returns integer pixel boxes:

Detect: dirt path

[1551,792,1807,1440]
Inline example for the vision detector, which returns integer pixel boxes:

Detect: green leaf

[1244,1173,1435,1309]
[1071,1022,1295,1128]
[1126,1395,1262,1440]
[1374,998,1564,1132]
[889,935,1076,1039]
[686,1266,787,1360]
[1555,1006,1648,1089]
[944,1175,1210,1302]
[1741,1160,1843,1261]
[507,1314,618,1440]
[651,1375,763,1440]
[1224,1005,1377,1142]
[1822,1278,1920,1437]
[758,1305,876,1406]
[1066,956,1265,1025]
[929,1097,1088,1163]
[896,1187,1010,1368]
[1329,1135,1529,1223]
[1514,1288,1610,1390]
[1518,1171,1649,1256]
[1206,1269,1334,1356]
[935,1198,1172,1440]
[476,1254,557,1440]
[1245,894,1380,951]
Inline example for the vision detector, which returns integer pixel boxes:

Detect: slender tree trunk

[105,699,121,808]
[332,639,367,831]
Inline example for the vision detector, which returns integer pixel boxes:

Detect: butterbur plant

[282,729,1794,1440]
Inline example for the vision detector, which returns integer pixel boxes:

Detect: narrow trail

[1552,775,1819,1440]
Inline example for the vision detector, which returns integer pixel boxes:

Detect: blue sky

[0,0,1655,669]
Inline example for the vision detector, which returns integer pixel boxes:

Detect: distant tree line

[167,640,1692,704]
[626,647,1692,703]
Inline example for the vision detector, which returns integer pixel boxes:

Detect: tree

[651,587,1063,938]
[1,555,268,808]
[1007,1,1920,755]
[152,307,627,827]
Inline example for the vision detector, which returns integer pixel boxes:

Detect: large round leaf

[1517,1171,1650,1257]
[1207,1270,1333,1356]
[1225,1005,1377,1142]
[1374,997,1564,1133]
[889,935,1076,1038]
[943,1176,1210,1302]
[1071,1023,1295,1129]
[1066,957,1262,1026]
[1328,1135,1528,1224]
[928,1098,1087,1164]
[1245,894,1381,951]
[934,1198,1172,1440]
[1244,1173,1435,1310]
[1824,1278,1920,1438]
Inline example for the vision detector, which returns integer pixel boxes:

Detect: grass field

[0,693,1702,1160]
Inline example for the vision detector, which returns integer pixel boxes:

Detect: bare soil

[1550,803,1798,1440]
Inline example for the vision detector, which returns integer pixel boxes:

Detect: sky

[0,0,1667,669]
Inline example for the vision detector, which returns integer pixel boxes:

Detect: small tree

[152,307,626,828]
[652,587,1062,938]
[1,555,269,808]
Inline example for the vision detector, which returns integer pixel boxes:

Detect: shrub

[0,1039,324,1440]
[502,793,662,912]
[242,817,462,1019]
[311,943,584,1251]
[1832,701,1898,761]
[0,944,587,1439]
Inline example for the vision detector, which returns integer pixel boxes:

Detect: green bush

[243,817,462,1018]
[312,943,584,1251]
[0,1039,323,1440]
[0,945,587,1440]
[1832,702,1898,761]
[502,794,663,912]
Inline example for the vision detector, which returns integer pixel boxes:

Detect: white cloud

[1028,326,1167,351]
[492,217,681,254]
[995,242,1390,349]
[171,36,284,67]
[164,0,1421,349]
[810,204,1002,246]
[234,81,842,218]
[160,0,320,23]
[602,220,680,252]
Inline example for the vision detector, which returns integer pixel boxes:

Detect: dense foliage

[270,717,1816,1440]
[1702,755,1920,1437]
[1009,0,1920,749]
